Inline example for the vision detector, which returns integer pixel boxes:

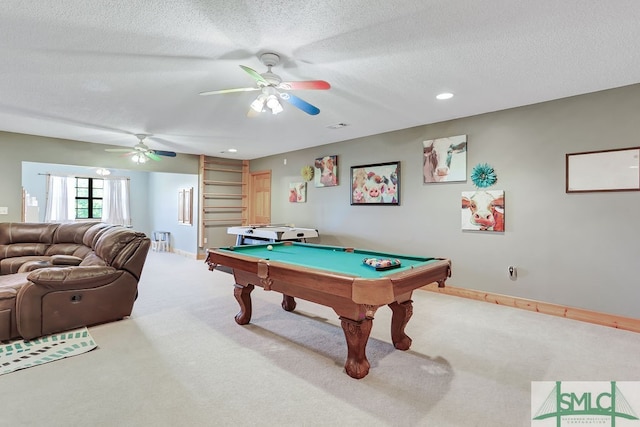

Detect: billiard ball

[267,245,273,251]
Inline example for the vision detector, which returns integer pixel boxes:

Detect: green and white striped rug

[0,327,97,375]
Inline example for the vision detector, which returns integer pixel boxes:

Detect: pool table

[205,242,451,379]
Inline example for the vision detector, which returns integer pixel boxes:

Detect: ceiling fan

[105,134,177,164]
[199,52,330,116]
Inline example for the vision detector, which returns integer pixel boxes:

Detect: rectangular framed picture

[289,182,306,203]
[566,147,640,193]
[314,155,338,187]
[423,134,467,183]
[178,187,193,225]
[461,190,504,232]
[351,161,400,205]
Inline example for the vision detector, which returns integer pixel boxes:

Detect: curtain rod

[38,173,130,180]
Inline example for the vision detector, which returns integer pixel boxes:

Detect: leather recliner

[0,222,150,341]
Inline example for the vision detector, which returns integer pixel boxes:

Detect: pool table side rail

[206,249,451,306]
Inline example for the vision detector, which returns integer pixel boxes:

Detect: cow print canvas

[314,155,338,187]
[423,135,467,183]
[461,190,504,232]
[289,182,306,203]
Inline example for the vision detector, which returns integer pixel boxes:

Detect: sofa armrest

[26,266,122,290]
[51,254,83,266]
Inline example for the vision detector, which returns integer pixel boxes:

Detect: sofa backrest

[53,222,98,244]
[0,223,58,260]
[0,222,59,245]
[0,223,150,279]
[92,227,150,280]
[82,223,115,248]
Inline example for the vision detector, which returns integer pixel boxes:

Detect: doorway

[248,170,271,225]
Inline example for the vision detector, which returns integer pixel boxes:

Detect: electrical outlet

[0,207,8,215]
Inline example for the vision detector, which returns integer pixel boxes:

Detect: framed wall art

[289,182,306,203]
[461,190,504,232]
[423,134,467,183]
[314,155,338,187]
[350,161,400,205]
[178,187,193,225]
[566,147,640,193]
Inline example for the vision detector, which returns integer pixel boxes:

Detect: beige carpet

[1,251,639,426]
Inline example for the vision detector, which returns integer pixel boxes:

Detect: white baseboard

[170,248,198,259]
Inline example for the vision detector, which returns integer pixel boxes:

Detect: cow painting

[314,155,338,187]
[289,182,307,203]
[423,135,467,183]
[461,190,504,232]
[350,162,400,205]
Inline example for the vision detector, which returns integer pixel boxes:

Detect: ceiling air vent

[326,123,349,129]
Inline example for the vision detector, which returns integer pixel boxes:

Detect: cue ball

[267,245,273,251]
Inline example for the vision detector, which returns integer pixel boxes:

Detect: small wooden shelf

[203,180,243,186]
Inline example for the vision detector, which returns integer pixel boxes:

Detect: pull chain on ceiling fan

[105,134,177,163]
[199,53,330,117]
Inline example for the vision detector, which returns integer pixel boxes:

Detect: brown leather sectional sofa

[0,222,150,341]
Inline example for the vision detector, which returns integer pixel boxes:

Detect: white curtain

[44,175,75,222]
[101,177,131,225]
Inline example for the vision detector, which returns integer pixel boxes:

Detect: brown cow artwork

[423,134,467,183]
[314,155,338,187]
[461,190,505,232]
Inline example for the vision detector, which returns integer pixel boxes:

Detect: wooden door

[248,170,271,225]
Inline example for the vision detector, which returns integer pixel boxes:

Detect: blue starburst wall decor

[471,163,497,188]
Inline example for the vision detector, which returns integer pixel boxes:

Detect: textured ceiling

[1,0,640,160]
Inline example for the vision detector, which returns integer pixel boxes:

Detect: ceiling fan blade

[145,152,162,161]
[240,65,269,86]
[280,93,320,115]
[199,87,259,96]
[278,80,331,91]
[152,150,177,157]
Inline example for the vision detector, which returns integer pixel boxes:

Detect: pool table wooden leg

[281,295,297,312]
[340,317,373,379]
[388,300,413,350]
[233,284,254,325]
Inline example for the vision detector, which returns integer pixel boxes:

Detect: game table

[227,225,319,245]
[206,242,451,379]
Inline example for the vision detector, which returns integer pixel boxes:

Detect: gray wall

[250,84,640,319]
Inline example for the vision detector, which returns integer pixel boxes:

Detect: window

[75,177,103,219]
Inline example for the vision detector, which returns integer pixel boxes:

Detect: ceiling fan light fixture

[250,94,267,112]
[131,154,147,164]
[266,95,283,114]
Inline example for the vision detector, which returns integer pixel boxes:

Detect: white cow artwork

[289,182,306,203]
[423,135,467,183]
[461,190,505,232]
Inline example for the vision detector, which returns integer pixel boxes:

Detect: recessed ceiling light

[227,148,238,153]
[436,92,454,100]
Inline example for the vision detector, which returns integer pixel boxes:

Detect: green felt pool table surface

[219,242,438,278]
